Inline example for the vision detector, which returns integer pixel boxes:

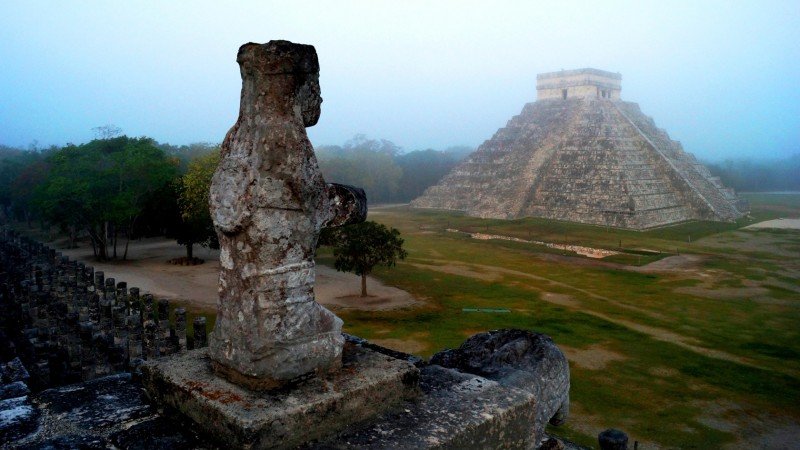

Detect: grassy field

[325,193,800,448]
[14,193,797,447]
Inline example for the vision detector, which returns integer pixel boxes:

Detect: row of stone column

[0,229,208,391]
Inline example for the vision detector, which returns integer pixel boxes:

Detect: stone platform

[4,332,579,449]
[308,364,541,449]
[141,342,420,450]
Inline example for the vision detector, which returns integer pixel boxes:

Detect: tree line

[316,134,471,204]
[0,137,220,261]
[0,134,470,261]
[705,154,800,192]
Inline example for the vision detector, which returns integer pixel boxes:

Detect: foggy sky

[1,1,798,160]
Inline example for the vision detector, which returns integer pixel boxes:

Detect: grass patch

[740,342,800,360]
[348,197,800,445]
[602,251,670,266]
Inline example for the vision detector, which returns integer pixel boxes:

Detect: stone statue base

[208,354,339,391]
[141,341,419,449]
[142,330,570,449]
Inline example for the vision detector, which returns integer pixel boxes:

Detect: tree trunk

[89,234,97,257]
[112,224,118,259]
[68,224,77,249]
[361,273,367,297]
[186,242,194,260]
[123,216,138,261]
[122,230,131,261]
[100,222,109,261]
[94,233,108,261]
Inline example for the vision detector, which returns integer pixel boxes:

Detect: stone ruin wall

[614,101,746,221]
[412,95,746,230]
[519,99,693,229]
[0,229,209,391]
[412,99,582,219]
[519,99,745,228]
[537,68,622,100]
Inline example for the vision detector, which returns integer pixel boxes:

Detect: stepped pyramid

[411,69,747,230]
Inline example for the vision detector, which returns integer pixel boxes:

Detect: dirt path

[57,237,420,312]
[636,253,706,272]
[745,218,800,230]
[48,236,768,369]
[413,258,764,369]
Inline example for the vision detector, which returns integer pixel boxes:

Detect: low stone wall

[0,228,209,391]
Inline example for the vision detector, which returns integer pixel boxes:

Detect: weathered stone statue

[208,41,366,389]
[142,41,570,449]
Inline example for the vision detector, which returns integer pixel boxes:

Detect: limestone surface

[142,344,419,450]
[412,71,746,230]
[310,331,570,449]
[430,329,571,443]
[208,41,366,387]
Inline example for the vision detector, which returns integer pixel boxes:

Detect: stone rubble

[0,229,210,392]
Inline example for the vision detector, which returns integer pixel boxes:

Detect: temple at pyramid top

[537,68,621,100]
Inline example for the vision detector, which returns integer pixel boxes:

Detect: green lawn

[330,193,800,447]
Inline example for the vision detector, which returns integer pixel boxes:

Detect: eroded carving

[208,41,366,388]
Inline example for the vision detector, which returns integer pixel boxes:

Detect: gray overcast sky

[1,1,798,160]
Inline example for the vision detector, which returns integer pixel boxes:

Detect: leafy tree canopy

[33,136,178,259]
[321,221,408,297]
[171,148,220,259]
[317,137,403,204]
[316,135,470,204]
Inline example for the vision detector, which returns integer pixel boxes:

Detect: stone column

[142,294,154,323]
[193,317,207,349]
[127,287,143,364]
[104,278,116,307]
[157,299,171,355]
[141,294,157,359]
[207,41,366,389]
[144,320,159,360]
[599,429,629,450]
[173,307,187,352]
[112,303,129,371]
[94,271,104,292]
[116,281,128,312]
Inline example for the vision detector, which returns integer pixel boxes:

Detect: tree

[394,148,467,201]
[92,124,122,140]
[172,149,220,261]
[0,145,51,225]
[316,135,403,204]
[322,221,408,297]
[109,138,180,258]
[316,135,472,204]
[34,137,178,260]
[158,141,220,173]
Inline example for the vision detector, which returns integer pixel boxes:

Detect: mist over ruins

[412,69,747,229]
[1,3,799,450]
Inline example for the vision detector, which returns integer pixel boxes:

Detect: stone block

[309,365,542,449]
[0,381,30,400]
[0,394,38,443]
[141,342,419,450]
[3,373,183,448]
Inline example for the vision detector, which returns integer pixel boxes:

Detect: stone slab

[3,373,203,449]
[307,364,542,449]
[141,342,420,450]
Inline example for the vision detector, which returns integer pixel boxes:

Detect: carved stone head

[236,40,322,126]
